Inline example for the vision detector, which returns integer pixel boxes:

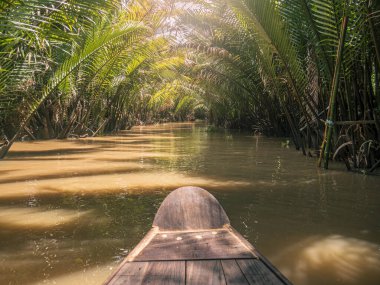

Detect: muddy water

[0,122,379,285]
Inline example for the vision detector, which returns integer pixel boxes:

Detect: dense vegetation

[1,0,379,171]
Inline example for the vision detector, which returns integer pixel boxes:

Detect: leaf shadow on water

[1,123,379,285]
[6,146,103,158]
[0,166,148,185]
[0,191,165,285]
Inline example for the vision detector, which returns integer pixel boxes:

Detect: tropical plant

[175,0,380,170]
[0,0,184,157]
[0,0,379,171]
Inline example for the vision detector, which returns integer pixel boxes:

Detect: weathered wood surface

[108,261,185,285]
[221,260,249,285]
[153,186,230,230]
[132,229,256,261]
[106,259,290,285]
[187,260,226,285]
[238,259,283,285]
[104,186,292,285]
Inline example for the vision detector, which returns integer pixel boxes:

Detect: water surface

[0,123,379,285]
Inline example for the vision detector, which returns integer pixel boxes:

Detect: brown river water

[0,122,379,285]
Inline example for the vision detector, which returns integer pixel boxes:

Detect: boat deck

[104,187,291,285]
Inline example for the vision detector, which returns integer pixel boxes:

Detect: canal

[0,123,379,285]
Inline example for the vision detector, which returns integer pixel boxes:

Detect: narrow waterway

[0,122,379,285]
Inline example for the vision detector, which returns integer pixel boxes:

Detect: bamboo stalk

[369,16,380,68]
[321,120,376,125]
[318,16,349,169]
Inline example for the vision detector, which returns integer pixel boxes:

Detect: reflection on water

[0,122,379,284]
[275,235,380,285]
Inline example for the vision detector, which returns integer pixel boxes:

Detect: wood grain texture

[142,261,185,285]
[153,186,230,230]
[107,262,149,285]
[134,229,255,261]
[237,259,282,285]
[117,261,150,276]
[186,260,226,285]
[107,275,145,285]
[250,249,293,285]
[104,187,292,285]
[109,261,185,285]
[221,260,249,285]
[225,226,259,256]
[126,228,158,262]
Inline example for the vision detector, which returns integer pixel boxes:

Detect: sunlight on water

[1,238,122,285]
[29,264,115,285]
[0,122,379,284]
[275,235,380,285]
[0,171,250,198]
[0,207,94,228]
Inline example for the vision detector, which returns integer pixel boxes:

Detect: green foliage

[177,0,379,168]
[0,0,191,147]
[0,0,379,169]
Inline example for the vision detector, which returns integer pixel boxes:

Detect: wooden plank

[225,226,259,257]
[107,262,149,285]
[117,261,150,276]
[153,186,230,230]
[237,259,283,285]
[221,260,249,285]
[107,275,145,285]
[251,251,292,285]
[142,261,185,285]
[134,229,255,261]
[108,261,185,285]
[126,227,158,261]
[186,260,226,285]
[104,187,292,285]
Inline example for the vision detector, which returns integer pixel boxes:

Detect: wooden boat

[104,186,292,284]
